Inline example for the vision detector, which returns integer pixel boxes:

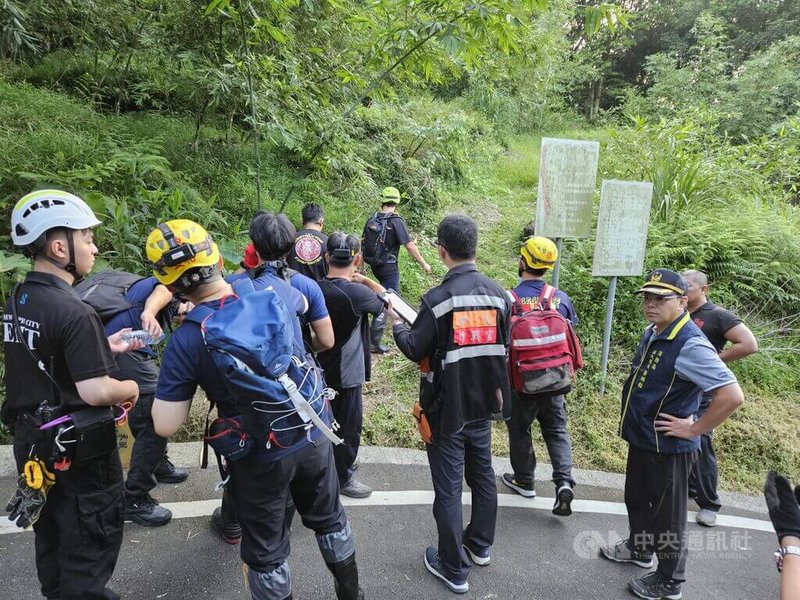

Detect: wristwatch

[774,545,800,573]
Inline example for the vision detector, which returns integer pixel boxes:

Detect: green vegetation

[1,0,799,493]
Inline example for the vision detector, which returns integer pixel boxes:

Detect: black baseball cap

[635,268,689,296]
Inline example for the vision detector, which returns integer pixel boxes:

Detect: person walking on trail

[391,214,511,595]
[317,233,389,499]
[3,189,141,600]
[682,269,758,528]
[600,268,744,600]
[362,186,431,353]
[287,202,329,281]
[502,236,579,517]
[76,271,190,528]
[148,219,365,600]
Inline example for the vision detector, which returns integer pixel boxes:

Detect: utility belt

[15,405,118,466]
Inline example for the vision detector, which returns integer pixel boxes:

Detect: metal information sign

[592,180,653,277]
[535,138,600,239]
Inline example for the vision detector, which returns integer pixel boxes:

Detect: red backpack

[507,285,583,396]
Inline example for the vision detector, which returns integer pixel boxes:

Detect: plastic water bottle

[121,330,164,346]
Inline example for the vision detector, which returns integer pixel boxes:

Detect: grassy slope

[1,81,795,493]
[364,132,800,494]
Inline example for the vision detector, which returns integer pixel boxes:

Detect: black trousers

[13,438,124,600]
[370,263,400,292]
[227,440,348,572]
[625,445,697,582]
[426,420,497,583]
[688,403,721,512]
[125,392,167,497]
[506,392,575,488]
[330,385,363,486]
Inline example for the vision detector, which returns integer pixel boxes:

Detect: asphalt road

[0,449,780,600]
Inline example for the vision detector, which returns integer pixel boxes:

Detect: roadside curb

[0,442,768,514]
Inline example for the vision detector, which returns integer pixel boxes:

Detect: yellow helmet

[146,219,220,285]
[520,236,558,270]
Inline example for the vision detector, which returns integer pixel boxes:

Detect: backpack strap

[538,284,557,311]
[507,289,524,317]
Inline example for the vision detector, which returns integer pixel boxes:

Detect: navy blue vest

[620,312,704,454]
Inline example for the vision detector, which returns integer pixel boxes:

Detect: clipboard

[385,290,418,324]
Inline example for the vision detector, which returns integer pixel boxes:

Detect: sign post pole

[592,180,653,394]
[598,275,618,395]
[552,238,563,287]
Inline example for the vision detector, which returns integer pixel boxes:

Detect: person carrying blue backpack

[147,219,365,600]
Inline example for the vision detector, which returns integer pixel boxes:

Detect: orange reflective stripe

[452,309,496,329]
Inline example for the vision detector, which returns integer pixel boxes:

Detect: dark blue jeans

[506,392,575,488]
[426,420,497,583]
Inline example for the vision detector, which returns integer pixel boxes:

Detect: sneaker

[154,457,189,484]
[501,473,536,498]
[125,493,172,527]
[463,541,490,566]
[695,508,717,527]
[599,538,654,568]
[340,479,372,498]
[628,572,683,600]
[552,484,574,517]
[424,546,468,594]
[211,506,242,544]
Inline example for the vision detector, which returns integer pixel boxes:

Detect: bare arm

[75,376,139,407]
[655,382,744,439]
[352,272,386,294]
[310,316,334,352]
[719,323,758,363]
[152,398,192,438]
[404,241,431,274]
[781,535,800,600]
[141,284,174,338]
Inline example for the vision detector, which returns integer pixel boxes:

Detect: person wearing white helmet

[3,189,140,600]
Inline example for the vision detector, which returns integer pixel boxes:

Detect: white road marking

[0,490,774,536]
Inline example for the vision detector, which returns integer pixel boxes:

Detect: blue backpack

[187,278,342,460]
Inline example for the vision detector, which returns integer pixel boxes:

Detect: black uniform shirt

[690,301,742,353]
[287,229,329,281]
[2,271,117,425]
[316,277,384,389]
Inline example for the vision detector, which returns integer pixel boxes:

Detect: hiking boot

[696,508,717,527]
[463,540,490,566]
[154,457,189,484]
[341,479,372,498]
[125,493,172,527]
[628,572,683,600]
[552,484,574,517]
[501,473,536,498]
[424,546,468,594]
[212,506,242,544]
[599,538,654,568]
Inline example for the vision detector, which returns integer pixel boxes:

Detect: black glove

[764,470,800,544]
[5,475,47,529]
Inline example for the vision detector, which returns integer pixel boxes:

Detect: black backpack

[74,270,146,323]
[362,212,394,267]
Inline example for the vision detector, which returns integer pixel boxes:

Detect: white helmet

[11,189,102,250]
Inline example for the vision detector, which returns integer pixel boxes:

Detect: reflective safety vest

[416,264,512,436]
